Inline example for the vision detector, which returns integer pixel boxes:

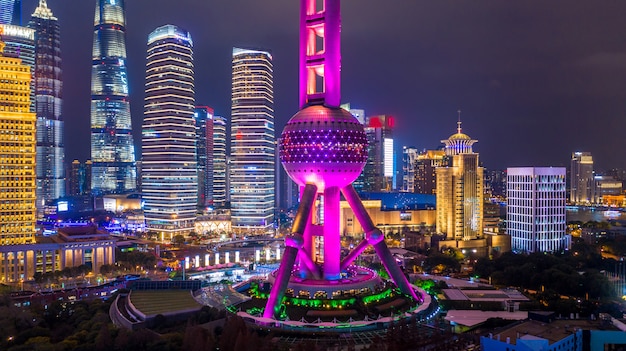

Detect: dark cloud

[21,0,626,171]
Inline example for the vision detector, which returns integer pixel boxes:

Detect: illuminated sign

[0,24,35,41]
[384,138,394,177]
[58,201,69,212]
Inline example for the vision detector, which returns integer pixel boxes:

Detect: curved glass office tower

[90,0,136,194]
[230,48,275,233]
[142,25,196,236]
[29,0,65,206]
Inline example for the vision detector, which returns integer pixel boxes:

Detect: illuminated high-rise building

[142,25,196,236]
[90,0,136,194]
[401,146,418,192]
[230,47,275,233]
[357,115,395,192]
[0,23,35,112]
[570,151,594,204]
[0,39,36,244]
[0,0,21,25]
[195,107,227,208]
[415,149,447,194]
[436,120,484,241]
[29,0,64,207]
[212,115,227,208]
[507,167,568,253]
[194,106,213,208]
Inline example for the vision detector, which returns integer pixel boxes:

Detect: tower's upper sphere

[279,105,367,191]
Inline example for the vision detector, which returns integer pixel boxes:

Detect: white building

[230,48,275,233]
[507,167,570,253]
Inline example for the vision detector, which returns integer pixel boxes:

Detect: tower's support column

[341,184,419,300]
[263,184,318,319]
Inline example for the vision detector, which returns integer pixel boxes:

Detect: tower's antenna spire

[457,109,462,133]
[39,0,48,7]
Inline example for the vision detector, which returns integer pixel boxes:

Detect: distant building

[340,103,365,124]
[358,115,395,192]
[570,151,594,204]
[485,169,507,198]
[29,0,65,207]
[415,149,446,195]
[142,25,197,237]
[212,115,227,208]
[401,146,418,192]
[230,47,275,233]
[593,175,623,204]
[0,23,35,111]
[507,167,569,253]
[0,0,21,25]
[68,160,92,196]
[195,106,214,208]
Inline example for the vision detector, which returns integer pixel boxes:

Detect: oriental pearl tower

[261,0,420,320]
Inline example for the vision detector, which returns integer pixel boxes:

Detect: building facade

[142,25,196,237]
[0,0,21,25]
[29,0,65,207]
[415,149,447,195]
[90,0,136,194]
[401,146,418,192]
[570,151,593,204]
[358,115,395,193]
[230,47,275,233]
[0,39,36,245]
[436,122,484,241]
[194,106,214,208]
[507,167,569,253]
[0,23,35,112]
[212,115,227,208]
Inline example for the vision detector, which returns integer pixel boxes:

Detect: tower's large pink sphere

[279,105,367,191]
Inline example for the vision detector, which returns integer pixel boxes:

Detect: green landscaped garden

[129,290,202,317]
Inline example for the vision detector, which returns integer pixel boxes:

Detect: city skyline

[16,0,626,171]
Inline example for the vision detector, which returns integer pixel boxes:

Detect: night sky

[20,0,626,171]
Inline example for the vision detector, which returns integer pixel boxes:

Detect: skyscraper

[142,24,196,236]
[230,47,275,233]
[570,151,594,204]
[212,115,227,208]
[194,106,213,208]
[0,39,36,244]
[357,115,395,192]
[436,121,484,241]
[507,167,568,253]
[90,0,136,194]
[0,0,21,25]
[401,146,418,192]
[29,0,64,207]
[0,23,35,111]
[415,149,447,194]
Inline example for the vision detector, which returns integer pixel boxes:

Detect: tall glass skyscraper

[212,115,227,208]
[0,0,21,25]
[230,48,275,233]
[142,25,196,237]
[90,0,136,194]
[29,0,64,206]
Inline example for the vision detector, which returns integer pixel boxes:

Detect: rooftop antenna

[457,109,462,133]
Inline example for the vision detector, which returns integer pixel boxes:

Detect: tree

[172,234,186,247]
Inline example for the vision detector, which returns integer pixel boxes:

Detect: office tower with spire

[142,25,196,237]
[0,39,36,244]
[90,0,136,194]
[29,0,65,207]
[570,151,594,204]
[436,118,484,242]
[230,47,275,233]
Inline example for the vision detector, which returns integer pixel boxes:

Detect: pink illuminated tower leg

[341,185,419,301]
[263,184,318,319]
